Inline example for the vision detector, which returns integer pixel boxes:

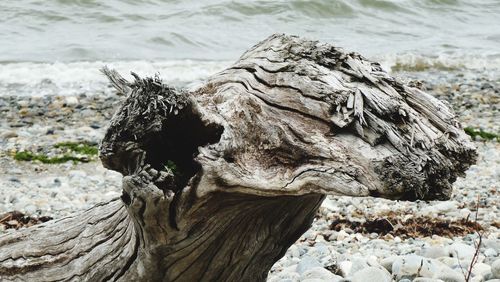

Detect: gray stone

[351,267,391,282]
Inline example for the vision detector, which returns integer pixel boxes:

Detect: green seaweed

[13,141,98,164]
[54,142,98,155]
[464,127,499,141]
[163,160,178,174]
[14,151,89,164]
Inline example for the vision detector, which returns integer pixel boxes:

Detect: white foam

[0,60,231,96]
[1,55,499,97]
[376,53,500,73]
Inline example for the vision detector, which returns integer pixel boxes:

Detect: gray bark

[0,34,476,281]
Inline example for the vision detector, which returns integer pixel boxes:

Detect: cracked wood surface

[0,34,476,281]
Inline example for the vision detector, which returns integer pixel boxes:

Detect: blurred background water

[1,0,499,95]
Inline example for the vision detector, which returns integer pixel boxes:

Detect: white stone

[380,255,398,272]
[413,278,444,282]
[24,204,37,215]
[296,256,322,274]
[267,271,300,282]
[289,245,300,258]
[421,246,448,259]
[349,257,369,276]
[470,276,484,282]
[336,230,349,241]
[437,257,459,268]
[351,267,391,282]
[484,248,498,257]
[392,254,438,280]
[300,267,341,281]
[339,260,352,277]
[421,201,458,215]
[492,259,500,279]
[447,243,476,261]
[471,263,492,278]
[434,270,465,282]
[64,96,79,106]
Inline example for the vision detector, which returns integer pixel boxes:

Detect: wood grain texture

[0,34,476,281]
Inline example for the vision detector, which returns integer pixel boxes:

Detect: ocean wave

[1,0,499,62]
[0,60,230,96]
[1,55,498,97]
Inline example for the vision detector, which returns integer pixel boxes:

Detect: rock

[8,177,20,183]
[1,131,18,139]
[339,260,352,277]
[392,254,437,280]
[267,271,300,282]
[300,267,341,281]
[349,258,369,275]
[18,108,32,117]
[336,230,349,241]
[297,256,322,274]
[64,96,79,106]
[24,205,37,215]
[17,100,29,107]
[421,246,448,259]
[437,257,458,268]
[380,255,398,272]
[484,248,498,258]
[448,243,476,261]
[68,170,87,180]
[470,276,484,282]
[413,278,445,282]
[471,263,492,278]
[421,201,458,215]
[350,267,391,282]
[492,259,500,279]
[288,245,300,258]
[434,271,465,282]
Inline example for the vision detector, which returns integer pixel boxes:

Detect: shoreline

[0,69,498,281]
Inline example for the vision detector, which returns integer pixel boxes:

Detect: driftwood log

[0,34,476,281]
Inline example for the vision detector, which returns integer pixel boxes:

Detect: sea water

[1,0,499,96]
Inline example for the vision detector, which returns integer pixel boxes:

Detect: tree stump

[0,34,476,281]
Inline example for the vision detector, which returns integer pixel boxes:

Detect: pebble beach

[0,68,498,282]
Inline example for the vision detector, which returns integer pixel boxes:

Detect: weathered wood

[0,34,476,281]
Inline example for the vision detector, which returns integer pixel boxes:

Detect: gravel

[0,69,498,281]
